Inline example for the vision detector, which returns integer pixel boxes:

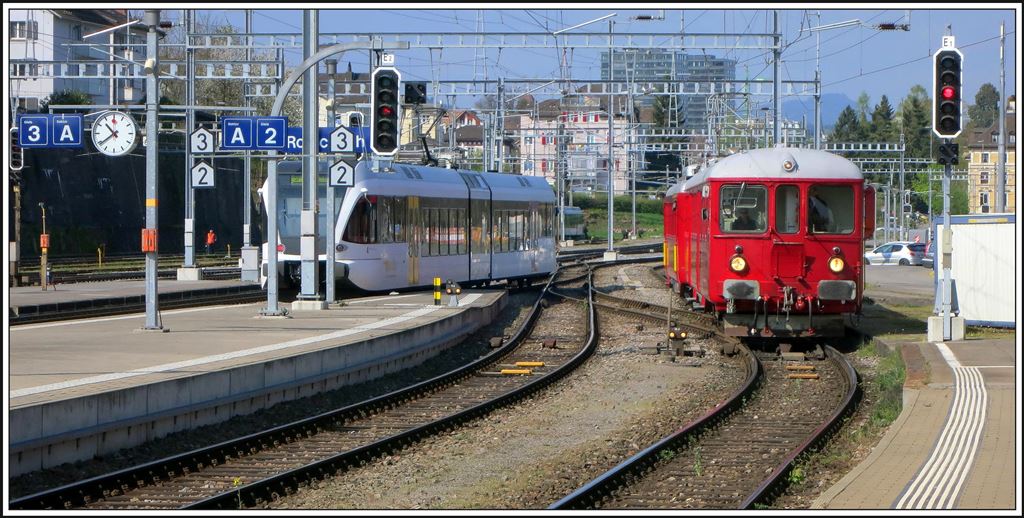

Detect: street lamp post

[39,202,48,291]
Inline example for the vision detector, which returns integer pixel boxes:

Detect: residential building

[9,9,147,110]
[965,97,1016,214]
[515,99,633,193]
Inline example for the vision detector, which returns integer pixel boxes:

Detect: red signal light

[379,106,394,117]
[942,86,955,100]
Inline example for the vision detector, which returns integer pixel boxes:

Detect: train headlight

[828,256,845,273]
[729,254,747,273]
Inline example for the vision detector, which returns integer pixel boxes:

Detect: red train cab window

[719,184,767,233]
[808,185,855,234]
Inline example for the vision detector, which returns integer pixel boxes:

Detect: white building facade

[9,9,146,111]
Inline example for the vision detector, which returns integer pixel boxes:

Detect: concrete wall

[9,294,506,476]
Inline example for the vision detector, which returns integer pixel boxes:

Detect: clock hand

[98,133,115,145]
[105,123,119,138]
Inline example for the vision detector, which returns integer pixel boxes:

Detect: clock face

[91,111,139,157]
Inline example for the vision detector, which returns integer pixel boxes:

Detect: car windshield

[908,244,926,252]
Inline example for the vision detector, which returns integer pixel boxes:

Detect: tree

[856,92,871,127]
[830,105,862,142]
[897,85,932,157]
[870,95,896,142]
[967,83,1000,128]
[42,89,92,111]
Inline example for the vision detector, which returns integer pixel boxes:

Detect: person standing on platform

[206,228,217,255]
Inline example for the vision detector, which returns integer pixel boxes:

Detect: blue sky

[183,7,1017,112]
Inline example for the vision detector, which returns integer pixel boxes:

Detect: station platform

[8,279,261,323]
[815,335,1018,509]
[7,289,506,477]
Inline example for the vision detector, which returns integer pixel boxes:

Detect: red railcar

[664,148,875,338]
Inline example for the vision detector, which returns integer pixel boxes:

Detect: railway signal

[933,45,964,138]
[370,67,401,156]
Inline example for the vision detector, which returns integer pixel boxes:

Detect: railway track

[10,261,614,510]
[550,264,861,510]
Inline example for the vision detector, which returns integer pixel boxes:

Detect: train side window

[808,184,854,234]
[775,185,800,234]
[719,184,767,233]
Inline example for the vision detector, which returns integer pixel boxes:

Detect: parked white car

[864,241,927,266]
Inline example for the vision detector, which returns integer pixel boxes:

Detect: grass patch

[869,343,906,428]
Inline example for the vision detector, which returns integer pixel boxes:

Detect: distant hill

[783,92,856,136]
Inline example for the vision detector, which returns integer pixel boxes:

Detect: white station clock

[91,111,139,157]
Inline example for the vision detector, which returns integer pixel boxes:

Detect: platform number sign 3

[190,127,214,154]
[191,161,215,188]
[329,159,354,187]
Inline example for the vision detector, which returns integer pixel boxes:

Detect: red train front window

[719,184,767,233]
[808,185,855,234]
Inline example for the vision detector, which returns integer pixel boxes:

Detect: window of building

[981,152,989,163]
[980,192,990,212]
[10,21,39,40]
[980,171,990,184]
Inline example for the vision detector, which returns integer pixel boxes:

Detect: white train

[260,161,558,292]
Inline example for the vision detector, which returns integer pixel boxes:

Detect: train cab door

[407,196,420,286]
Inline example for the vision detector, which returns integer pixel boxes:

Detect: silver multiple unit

[260,161,557,292]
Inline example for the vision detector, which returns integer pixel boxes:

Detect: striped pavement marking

[894,342,988,509]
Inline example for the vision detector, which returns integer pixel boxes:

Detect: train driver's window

[775,185,800,233]
[720,184,766,233]
[808,185,854,234]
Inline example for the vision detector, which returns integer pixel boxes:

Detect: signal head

[370,67,401,156]
[933,48,963,138]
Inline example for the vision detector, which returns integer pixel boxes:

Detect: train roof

[681,147,862,192]
[272,160,553,202]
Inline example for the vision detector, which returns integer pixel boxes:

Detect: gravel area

[268,299,745,510]
[8,291,539,501]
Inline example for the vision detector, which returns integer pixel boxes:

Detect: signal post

[928,36,965,342]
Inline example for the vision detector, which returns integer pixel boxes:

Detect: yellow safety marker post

[515,361,545,367]
[433,276,442,306]
[500,369,532,375]
[785,365,817,371]
[787,373,820,380]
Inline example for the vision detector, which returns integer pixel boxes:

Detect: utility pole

[240,8,258,281]
[814,11,822,149]
[557,114,566,242]
[899,130,906,240]
[995,21,1006,212]
[773,10,781,146]
[325,58,337,305]
[297,9,322,307]
[183,9,196,270]
[142,9,164,331]
[606,18,616,258]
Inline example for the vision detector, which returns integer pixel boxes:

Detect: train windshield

[808,185,855,234]
[720,184,767,233]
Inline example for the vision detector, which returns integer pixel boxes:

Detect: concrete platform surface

[864,263,935,304]
[9,278,257,309]
[8,289,505,476]
[814,337,1018,510]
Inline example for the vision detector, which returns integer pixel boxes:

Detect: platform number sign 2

[329,159,354,187]
[191,161,215,188]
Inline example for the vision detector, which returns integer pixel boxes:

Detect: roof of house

[966,113,1016,149]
